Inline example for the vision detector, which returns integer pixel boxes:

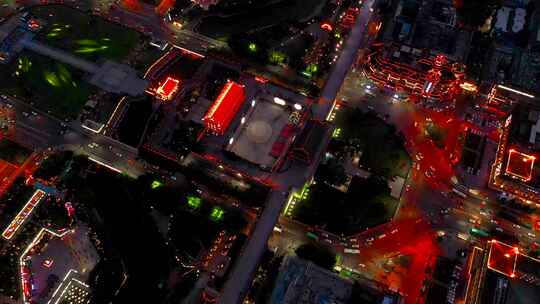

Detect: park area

[51,158,250,303]
[331,108,411,178]
[293,175,399,235]
[30,5,139,62]
[0,5,163,119]
[30,5,163,69]
[292,108,409,235]
[0,51,94,119]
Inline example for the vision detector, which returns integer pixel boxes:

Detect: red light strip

[204,81,234,120]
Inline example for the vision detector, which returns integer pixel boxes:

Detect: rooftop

[226,95,301,169]
[487,240,519,278]
[270,256,353,304]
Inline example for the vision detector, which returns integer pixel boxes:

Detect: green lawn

[0,5,161,119]
[30,5,140,62]
[0,51,93,119]
[333,108,411,178]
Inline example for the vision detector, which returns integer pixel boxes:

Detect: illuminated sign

[273,97,286,106]
[460,81,478,92]
[321,22,333,31]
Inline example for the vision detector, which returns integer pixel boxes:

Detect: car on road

[468,218,480,225]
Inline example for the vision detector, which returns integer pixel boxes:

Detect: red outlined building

[203,81,245,135]
[156,76,180,101]
[487,239,519,278]
[505,149,535,182]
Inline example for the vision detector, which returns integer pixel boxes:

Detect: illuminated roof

[487,240,519,278]
[2,190,46,240]
[156,76,180,100]
[505,149,535,182]
[203,81,245,135]
[48,269,91,304]
[227,98,295,168]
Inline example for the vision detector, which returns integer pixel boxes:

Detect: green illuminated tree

[269,51,287,65]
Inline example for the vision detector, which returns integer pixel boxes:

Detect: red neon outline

[505,149,535,182]
[156,76,180,100]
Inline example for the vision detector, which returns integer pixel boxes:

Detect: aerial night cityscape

[1,0,540,304]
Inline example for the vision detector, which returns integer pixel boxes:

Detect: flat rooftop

[487,240,519,278]
[270,256,352,304]
[25,225,99,304]
[226,96,297,169]
[505,149,536,182]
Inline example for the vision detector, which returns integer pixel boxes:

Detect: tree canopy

[295,243,336,270]
[454,0,503,29]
